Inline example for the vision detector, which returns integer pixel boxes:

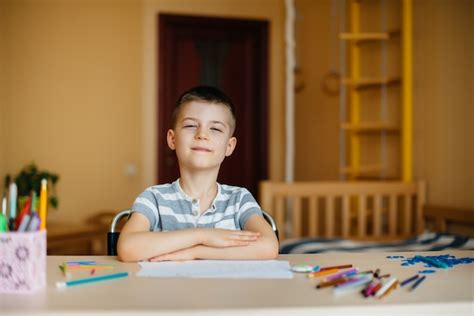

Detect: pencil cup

[0,230,46,293]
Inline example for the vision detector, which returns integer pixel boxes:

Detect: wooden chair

[259,181,426,241]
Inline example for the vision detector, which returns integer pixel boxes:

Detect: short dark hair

[171,86,236,134]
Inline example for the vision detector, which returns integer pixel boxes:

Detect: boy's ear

[167,129,176,150]
[225,137,237,157]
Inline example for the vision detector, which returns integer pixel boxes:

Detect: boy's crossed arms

[117,212,278,262]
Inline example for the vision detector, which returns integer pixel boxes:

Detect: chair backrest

[107,209,278,256]
[259,181,426,241]
[107,210,131,256]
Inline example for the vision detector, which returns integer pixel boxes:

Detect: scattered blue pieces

[386,255,405,259]
[399,254,474,269]
[418,270,436,274]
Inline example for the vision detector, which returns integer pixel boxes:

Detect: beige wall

[413,0,474,208]
[0,4,5,184]
[294,0,340,181]
[0,0,285,223]
[1,0,143,222]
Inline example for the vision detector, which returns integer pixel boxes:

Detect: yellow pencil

[39,179,48,230]
[66,265,114,270]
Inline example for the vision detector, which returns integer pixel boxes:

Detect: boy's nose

[195,129,209,140]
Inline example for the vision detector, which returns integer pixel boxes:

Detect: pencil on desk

[66,265,114,270]
[308,268,339,278]
[374,277,398,298]
[56,272,129,288]
[362,280,380,297]
[379,280,399,299]
[410,275,426,291]
[59,264,71,279]
[325,267,358,281]
[400,274,419,287]
[316,277,348,289]
[319,264,353,271]
[333,275,373,295]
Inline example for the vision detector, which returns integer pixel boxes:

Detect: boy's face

[167,101,237,172]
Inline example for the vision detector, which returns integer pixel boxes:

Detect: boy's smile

[167,101,237,172]
[191,146,212,152]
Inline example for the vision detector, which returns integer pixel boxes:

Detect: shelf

[342,77,401,90]
[339,30,400,43]
[340,164,382,175]
[341,122,400,133]
[354,175,399,181]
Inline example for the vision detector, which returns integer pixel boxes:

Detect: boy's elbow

[259,237,279,259]
[116,238,137,262]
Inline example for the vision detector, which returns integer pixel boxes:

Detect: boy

[117,86,279,262]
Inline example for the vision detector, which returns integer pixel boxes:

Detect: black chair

[107,209,279,256]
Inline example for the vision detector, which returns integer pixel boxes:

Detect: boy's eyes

[182,124,223,133]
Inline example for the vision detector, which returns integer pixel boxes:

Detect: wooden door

[158,14,268,196]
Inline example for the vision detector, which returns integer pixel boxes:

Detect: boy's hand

[199,229,260,248]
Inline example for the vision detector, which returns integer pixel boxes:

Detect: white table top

[1,250,473,316]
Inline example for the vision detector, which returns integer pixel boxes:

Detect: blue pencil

[400,274,419,287]
[56,272,128,288]
[410,275,426,291]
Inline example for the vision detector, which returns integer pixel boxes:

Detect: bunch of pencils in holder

[0,180,48,233]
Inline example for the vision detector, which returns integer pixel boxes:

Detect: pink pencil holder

[0,230,46,293]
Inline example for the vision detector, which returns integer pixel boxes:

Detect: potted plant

[4,163,60,210]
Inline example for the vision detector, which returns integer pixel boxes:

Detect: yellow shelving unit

[339,0,413,182]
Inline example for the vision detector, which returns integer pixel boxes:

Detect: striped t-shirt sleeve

[131,187,159,231]
[237,189,263,229]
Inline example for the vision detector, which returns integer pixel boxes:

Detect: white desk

[1,250,473,316]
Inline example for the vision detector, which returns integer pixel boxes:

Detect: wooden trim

[424,205,474,231]
[308,196,318,237]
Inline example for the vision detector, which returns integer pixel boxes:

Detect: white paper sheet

[137,260,293,279]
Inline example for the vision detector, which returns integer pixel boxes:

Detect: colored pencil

[308,268,339,278]
[375,277,398,298]
[316,277,349,289]
[333,275,373,295]
[56,272,129,288]
[410,275,426,291]
[320,264,353,271]
[325,268,359,281]
[400,274,419,287]
[379,280,399,299]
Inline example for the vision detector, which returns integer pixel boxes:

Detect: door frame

[157,13,269,193]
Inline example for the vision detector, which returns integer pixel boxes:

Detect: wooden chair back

[259,181,426,241]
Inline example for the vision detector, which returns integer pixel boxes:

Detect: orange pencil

[308,268,339,278]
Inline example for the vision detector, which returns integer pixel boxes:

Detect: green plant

[4,163,60,209]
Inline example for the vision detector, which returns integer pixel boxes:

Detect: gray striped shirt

[131,179,263,231]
